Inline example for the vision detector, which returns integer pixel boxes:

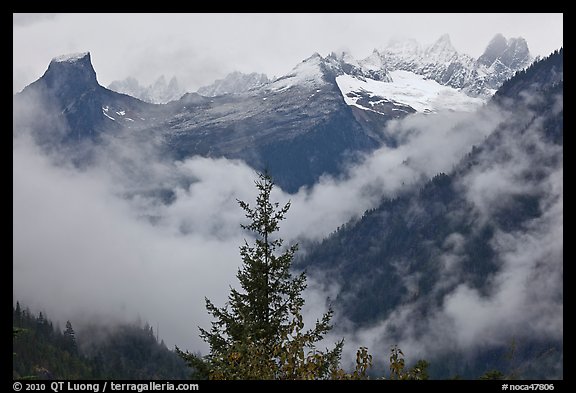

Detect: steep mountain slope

[13,52,156,146]
[296,49,563,378]
[151,53,392,192]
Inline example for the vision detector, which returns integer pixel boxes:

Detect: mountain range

[108,33,531,104]
[13,33,533,193]
[13,33,562,379]
[108,75,186,104]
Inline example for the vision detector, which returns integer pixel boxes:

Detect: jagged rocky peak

[478,34,531,70]
[477,33,508,66]
[269,52,331,90]
[429,33,454,50]
[327,50,392,82]
[152,75,168,89]
[197,71,270,97]
[108,77,145,98]
[500,37,531,69]
[148,75,185,103]
[384,36,421,55]
[43,51,98,91]
[360,49,385,69]
[327,50,357,65]
[298,52,329,73]
[167,75,180,90]
[424,33,459,62]
[325,51,358,72]
[150,75,181,91]
[326,50,363,69]
[109,76,140,92]
[108,74,185,104]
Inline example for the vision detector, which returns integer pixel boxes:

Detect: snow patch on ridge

[269,54,326,91]
[53,52,89,63]
[336,70,486,114]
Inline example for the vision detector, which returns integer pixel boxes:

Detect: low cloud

[13,102,495,353]
[13,135,242,352]
[13,85,560,378]
[310,94,563,377]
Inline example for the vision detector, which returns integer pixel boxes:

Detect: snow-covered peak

[366,33,528,97]
[433,33,452,47]
[361,50,384,71]
[327,51,359,67]
[297,53,326,72]
[425,34,459,63]
[153,75,167,89]
[269,53,329,91]
[52,52,90,63]
[478,34,532,70]
[384,37,421,56]
[324,50,392,83]
[108,75,186,104]
[197,71,270,97]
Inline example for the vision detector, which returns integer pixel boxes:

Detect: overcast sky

[13,13,563,94]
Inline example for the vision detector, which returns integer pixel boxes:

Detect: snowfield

[53,52,90,63]
[336,70,486,114]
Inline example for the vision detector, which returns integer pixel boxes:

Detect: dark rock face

[41,52,99,99]
[14,52,154,152]
[477,33,509,67]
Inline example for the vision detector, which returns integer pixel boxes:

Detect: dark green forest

[12,302,190,380]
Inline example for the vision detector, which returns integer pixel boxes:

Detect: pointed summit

[384,36,420,56]
[269,52,331,90]
[36,51,99,100]
[478,34,508,66]
[45,52,97,87]
[500,37,531,69]
[435,33,452,45]
[478,34,531,70]
[429,34,454,51]
[15,51,151,144]
[424,34,458,63]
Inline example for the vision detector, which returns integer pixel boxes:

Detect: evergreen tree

[14,302,22,326]
[63,320,77,354]
[177,172,343,379]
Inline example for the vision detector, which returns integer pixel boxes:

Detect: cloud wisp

[13,82,561,380]
[309,93,563,377]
